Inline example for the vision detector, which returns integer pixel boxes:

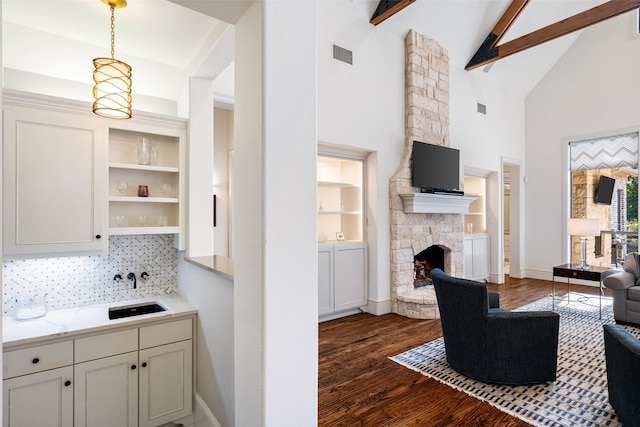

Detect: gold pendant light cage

[92,0,132,119]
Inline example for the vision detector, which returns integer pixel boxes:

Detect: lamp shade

[567,218,601,236]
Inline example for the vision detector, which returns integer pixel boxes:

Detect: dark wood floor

[318,276,610,426]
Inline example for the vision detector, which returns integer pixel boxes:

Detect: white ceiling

[2,0,620,104]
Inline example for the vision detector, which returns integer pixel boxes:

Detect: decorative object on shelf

[137,185,149,197]
[115,215,127,227]
[319,200,324,211]
[160,183,172,196]
[336,232,345,241]
[136,136,157,165]
[138,215,147,226]
[157,216,168,227]
[466,223,473,234]
[92,0,132,119]
[116,179,129,194]
[567,218,601,270]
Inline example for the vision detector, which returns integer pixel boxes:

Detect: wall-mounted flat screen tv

[595,175,615,205]
[411,141,460,192]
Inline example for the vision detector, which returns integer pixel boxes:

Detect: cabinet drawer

[140,318,192,349]
[75,329,138,363]
[4,341,73,379]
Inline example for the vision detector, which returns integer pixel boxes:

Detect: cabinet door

[3,366,73,427]
[473,235,490,280]
[139,340,192,427]
[3,108,107,257]
[463,236,474,279]
[334,243,367,312]
[318,246,334,315]
[74,352,138,427]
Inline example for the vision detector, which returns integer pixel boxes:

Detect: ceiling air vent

[333,44,353,65]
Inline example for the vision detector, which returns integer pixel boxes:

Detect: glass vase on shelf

[137,137,158,166]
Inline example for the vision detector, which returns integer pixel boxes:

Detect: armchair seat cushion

[628,287,640,303]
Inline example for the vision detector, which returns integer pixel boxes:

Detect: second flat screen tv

[411,141,460,191]
[595,175,615,205]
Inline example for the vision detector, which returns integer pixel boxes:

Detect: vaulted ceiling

[2,0,633,104]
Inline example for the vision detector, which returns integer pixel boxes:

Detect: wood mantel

[400,193,476,214]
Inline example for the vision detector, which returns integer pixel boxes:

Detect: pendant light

[92,0,132,119]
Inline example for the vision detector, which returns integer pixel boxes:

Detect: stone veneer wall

[389,30,464,318]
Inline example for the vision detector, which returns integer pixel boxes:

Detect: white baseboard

[367,298,391,315]
[193,393,223,427]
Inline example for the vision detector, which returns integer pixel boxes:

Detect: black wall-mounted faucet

[127,272,137,289]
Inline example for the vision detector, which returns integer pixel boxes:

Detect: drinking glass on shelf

[115,215,127,227]
[116,180,129,194]
[160,183,172,196]
[138,215,147,226]
[157,216,168,227]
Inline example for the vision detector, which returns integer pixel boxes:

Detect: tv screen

[411,141,460,191]
[595,175,615,205]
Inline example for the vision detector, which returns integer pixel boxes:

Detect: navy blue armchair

[603,324,640,427]
[431,268,560,384]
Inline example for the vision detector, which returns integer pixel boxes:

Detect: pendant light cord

[110,4,116,60]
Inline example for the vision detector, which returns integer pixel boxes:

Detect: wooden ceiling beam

[370,0,417,26]
[466,0,640,71]
[491,0,530,47]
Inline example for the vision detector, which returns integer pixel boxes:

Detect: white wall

[177,257,234,427]
[525,12,640,278]
[234,2,318,425]
[316,1,526,300]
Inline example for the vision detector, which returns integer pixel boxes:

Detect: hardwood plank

[318,276,607,425]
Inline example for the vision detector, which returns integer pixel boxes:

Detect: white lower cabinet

[463,234,490,281]
[3,317,194,427]
[318,242,367,320]
[3,366,74,427]
[74,352,138,427]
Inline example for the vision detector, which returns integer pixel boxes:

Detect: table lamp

[567,218,601,270]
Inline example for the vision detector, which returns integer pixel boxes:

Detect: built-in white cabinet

[3,317,194,427]
[2,90,187,257]
[318,242,367,320]
[463,234,490,281]
[3,106,108,257]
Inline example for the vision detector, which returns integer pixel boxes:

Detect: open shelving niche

[107,128,184,242]
[463,175,487,234]
[317,156,363,243]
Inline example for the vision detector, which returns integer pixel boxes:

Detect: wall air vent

[333,44,353,65]
[477,103,487,115]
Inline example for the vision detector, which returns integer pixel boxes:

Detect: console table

[552,264,609,319]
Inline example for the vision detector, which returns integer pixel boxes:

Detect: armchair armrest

[485,311,560,362]
[603,271,637,290]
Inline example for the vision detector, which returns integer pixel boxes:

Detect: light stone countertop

[3,293,197,350]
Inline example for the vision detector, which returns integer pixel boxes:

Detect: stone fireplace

[389,30,467,319]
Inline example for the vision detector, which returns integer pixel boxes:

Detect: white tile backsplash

[2,235,178,316]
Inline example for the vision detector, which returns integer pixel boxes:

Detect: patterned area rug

[391,294,640,427]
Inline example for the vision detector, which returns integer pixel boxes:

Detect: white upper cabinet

[3,106,108,257]
[2,90,187,257]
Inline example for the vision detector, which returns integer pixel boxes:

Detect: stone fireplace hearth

[389,31,467,319]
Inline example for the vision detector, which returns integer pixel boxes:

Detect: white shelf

[108,226,180,235]
[109,162,179,173]
[318,211,362,215]
[109,196,179,203]
[317,181,361,188]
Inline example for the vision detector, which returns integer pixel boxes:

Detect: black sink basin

[108,302,167,320]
